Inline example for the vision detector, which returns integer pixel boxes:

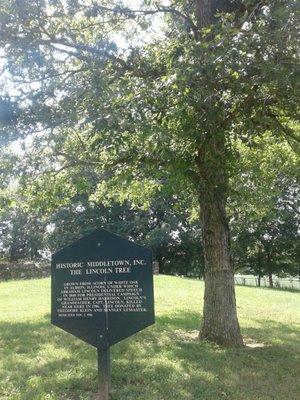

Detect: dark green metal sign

[51,228,155,349]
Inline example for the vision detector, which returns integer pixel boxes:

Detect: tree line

[1,138,298,286]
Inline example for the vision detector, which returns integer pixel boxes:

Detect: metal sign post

[97,348,111,400]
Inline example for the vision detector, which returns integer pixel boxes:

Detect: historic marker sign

[51,228,155,349]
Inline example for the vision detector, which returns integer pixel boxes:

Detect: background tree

[233,179,299,286]
[231,133,300,285]
[46,190,203,276]
[0,205,46,261]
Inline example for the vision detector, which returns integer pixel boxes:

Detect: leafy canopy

[0,0,299,212]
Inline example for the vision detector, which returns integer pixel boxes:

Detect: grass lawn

[0,275,299,400]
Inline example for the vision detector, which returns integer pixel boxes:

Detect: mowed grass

[0,276,299,400]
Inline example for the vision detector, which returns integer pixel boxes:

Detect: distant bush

[0,260,50,281]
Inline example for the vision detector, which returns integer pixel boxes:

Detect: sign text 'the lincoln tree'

[51,228,155,349]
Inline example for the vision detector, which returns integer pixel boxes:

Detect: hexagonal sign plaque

[51,228,155,349]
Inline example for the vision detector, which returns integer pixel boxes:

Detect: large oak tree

[0,0,299,346]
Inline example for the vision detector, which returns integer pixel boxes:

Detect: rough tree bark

[196,140,243,346]
[195,0,232,27]
[195,0,244,346]
[195,0,214,27]
[198,188,243,346]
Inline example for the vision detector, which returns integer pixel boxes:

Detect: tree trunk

[195,0,232,28]
[199,192,243,346]
[194,0,243,346]
[258,274,261,287]
[196,134,243,346]
[257,252,262,287]
[156,251,164,274]
[268,271,273,288]
[195,0,214,27]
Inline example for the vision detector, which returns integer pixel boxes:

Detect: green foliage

[231,132,299,220]
[230,133,299,278]
[0,205,46,261]
[0,259,50,280]
[45,192,203,276]
[0,0,298,202]
[0,1,299,280]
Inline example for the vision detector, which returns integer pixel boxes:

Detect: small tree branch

[266,108,300,146]
[86,2,199,39]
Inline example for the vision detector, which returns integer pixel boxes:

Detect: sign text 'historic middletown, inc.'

[51,228,155,350]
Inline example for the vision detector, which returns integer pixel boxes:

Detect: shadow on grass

[0,312,299,400]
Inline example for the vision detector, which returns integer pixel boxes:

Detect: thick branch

[38,36,163,78]
[266,108,300,148]
[87,2,199,39]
